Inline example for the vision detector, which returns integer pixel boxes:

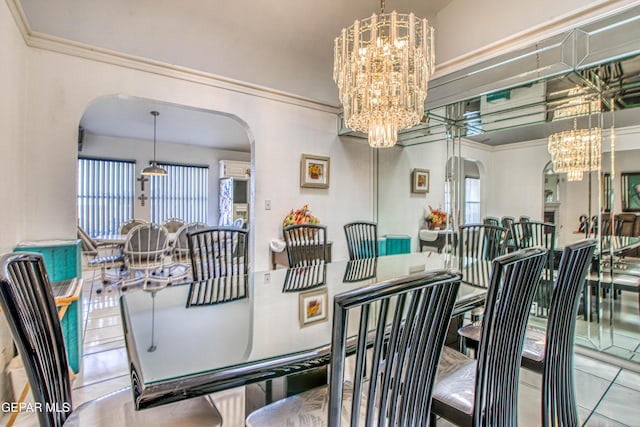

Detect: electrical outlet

[264,272,271,284]
[265,200,271,210]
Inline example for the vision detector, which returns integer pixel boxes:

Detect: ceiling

[18,0,451,151]
[18,0,452,105]
[80,96,251,152]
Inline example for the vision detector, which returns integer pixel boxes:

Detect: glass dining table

[119,251,486,410]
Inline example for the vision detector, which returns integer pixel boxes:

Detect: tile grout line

[581,369,623,427]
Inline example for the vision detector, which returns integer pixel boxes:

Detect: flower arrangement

[283,204,320,227]
[426,205,447,229]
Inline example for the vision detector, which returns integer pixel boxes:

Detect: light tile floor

[5,274,640,427]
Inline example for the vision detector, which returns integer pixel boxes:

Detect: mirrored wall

[368,5,640,364]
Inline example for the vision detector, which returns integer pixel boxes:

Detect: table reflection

[343,258,378,282]
[186,274,249,307]
[282,262,326,292]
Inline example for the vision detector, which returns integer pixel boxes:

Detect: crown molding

[6,0,340,115]
[433,0,638,79]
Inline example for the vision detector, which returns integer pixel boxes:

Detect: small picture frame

[299,288,328,327]
[301,154,330,188]
[621,172,640,212]
[411,168,430,193]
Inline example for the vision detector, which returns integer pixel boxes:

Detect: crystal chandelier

[333,0,434,148]
[553,86,601,120]
[548,119,601,182]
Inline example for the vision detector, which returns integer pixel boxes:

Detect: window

[149,163,208,223]
[464,177,481,224]
[77,157,135,236]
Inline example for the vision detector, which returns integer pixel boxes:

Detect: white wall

[377,139,492,251]
[20,47,372,271]
[80,133,250,226]
[487,141,550,220]
[0,0,27,403]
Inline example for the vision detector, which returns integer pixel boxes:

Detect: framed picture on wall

[621,172,640,212]
[411,169,430,193]
[299,288,328,327]
[300,154,330,188]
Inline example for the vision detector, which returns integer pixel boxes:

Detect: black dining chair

[282,224,328,267]
[600,214,624,236]
[188,226,248,280]
[0,252,222,427]
[456,224,509,353]
[482,216,500,227]
[456,239,596,427]
[458,224,508,289]
[501,216,515,230]
[246,270,462,427]
[501,216,517,252]
[343,221,378,260]
[431,247,548,427]
[510,221,556,317]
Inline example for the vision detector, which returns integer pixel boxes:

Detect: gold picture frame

[300,154,330,188]
[411,168,430,193]
[298,288,328,327]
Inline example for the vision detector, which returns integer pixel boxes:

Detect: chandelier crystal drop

[548,124,601,182]
[333,3,435,148]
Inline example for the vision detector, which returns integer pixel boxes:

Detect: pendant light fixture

[333,0,435,148]
[141,110,168,176]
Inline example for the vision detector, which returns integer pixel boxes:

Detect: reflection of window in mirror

[445,157,481,225]
[543,162,561,204]
[465,178,481,224]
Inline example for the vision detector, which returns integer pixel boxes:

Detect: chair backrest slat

[344,221,378,260]
[282,224,328,267]
[0,253,72,427]
[188,226,248,280]
[542,239,596,427]
[510,221,556,316]
[474,247,548,427]
[328,270,461,427]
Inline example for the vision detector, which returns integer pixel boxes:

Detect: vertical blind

[77,157,135,236]
[150,163,208,223]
